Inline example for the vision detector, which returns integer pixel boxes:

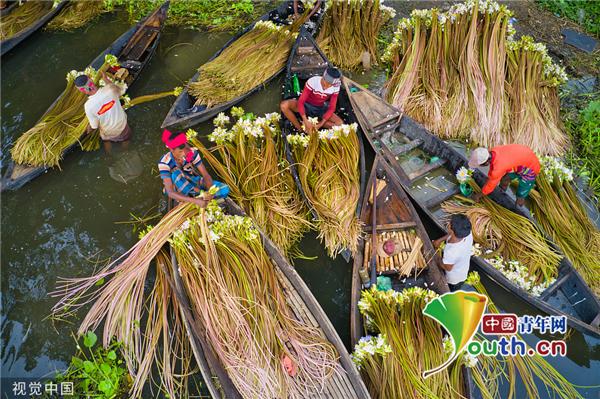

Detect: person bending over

[158,129,229,207]
[469,144,540,207]
[280,66,343,133]
[432,214,473,292]
[76,72,131,154]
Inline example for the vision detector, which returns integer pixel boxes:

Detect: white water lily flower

[213,112,230,127]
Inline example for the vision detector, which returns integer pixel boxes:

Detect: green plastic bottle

[292,74,300,96]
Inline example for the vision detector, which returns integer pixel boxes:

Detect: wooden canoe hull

[1,2,170,192]
[280,27,367,262]
[1,0,68,56]
[344,77,600,337]
[160,5,324,130]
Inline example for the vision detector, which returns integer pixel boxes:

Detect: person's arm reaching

[84,104,99,134]
[481,169,503,195]
[297,84,312,131]
[162,178,208,207]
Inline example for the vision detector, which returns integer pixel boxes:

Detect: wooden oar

[369,172,378,286]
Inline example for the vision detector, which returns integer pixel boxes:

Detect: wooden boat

[160,5,324,130]
[165,198,371,399]
[1,0,68,56]
[1,2,170,192]
[280,26,367,262]
[344,77,600,337]
[0,1,20,17]
[351,156,473,397]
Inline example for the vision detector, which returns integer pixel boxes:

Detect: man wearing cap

[76,71,131,154]
[158,130,229,207]
[280,66,344,134]
[432,214,473,291]
[468,144,541,207]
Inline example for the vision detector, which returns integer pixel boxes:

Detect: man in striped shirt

[280,66,343,133]
[469,144,540,207]
[158,130,229,207]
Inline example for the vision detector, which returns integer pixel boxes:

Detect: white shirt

[442,233,473,285]
[84,84,127,140]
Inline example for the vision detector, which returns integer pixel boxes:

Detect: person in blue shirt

[158,129,229,207]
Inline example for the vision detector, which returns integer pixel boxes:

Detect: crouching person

[158,129,229,207]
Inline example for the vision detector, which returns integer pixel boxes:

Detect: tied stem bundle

[172,203,339,398]
[353,287,472,398]
[0,1,52,40]
[529,159,600,296]
[383,0,568,156]
[287,123,362,258]
[51,202,202,398]
[189,108,311,257]
[188,19,302,107]
[441,192,561,284]
[10,55,120,167]
[316,0,395,71]
[466,272,583,399]
[46,0,107,31]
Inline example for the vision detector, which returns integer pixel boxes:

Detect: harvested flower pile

[317,0,395,70]
[287,122,362,257]
[188,108,311,257]
[383,0,568,155]
[529,157,600,296]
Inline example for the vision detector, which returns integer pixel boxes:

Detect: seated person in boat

[469,144,540,207]
[432,214,473,292]
[76,72,131,154]
[274,0,322,22]
[280,66,343,133]
[158,129,229,207]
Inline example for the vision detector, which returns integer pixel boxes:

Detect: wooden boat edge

[0,0,68,56]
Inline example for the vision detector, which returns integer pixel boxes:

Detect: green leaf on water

[83,331,97,348]
[83,360,95,373]
[107,350,117,361]
[98,380,112,393]
[95,277,105,286]
[100,363,111,375]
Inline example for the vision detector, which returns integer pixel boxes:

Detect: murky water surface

[1,10,598,398]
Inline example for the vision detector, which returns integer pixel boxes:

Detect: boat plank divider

[538,271,573,301]
[424,186,460,208]
[408,159,447,182]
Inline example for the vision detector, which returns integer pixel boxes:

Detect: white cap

[468,147,490,168]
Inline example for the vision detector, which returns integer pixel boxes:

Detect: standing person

[280,66,343,133]
[469,144,541,207]
[158,129,229,207]
[432,214,473,292]
[75,71,131,154]
[274,0,322,22]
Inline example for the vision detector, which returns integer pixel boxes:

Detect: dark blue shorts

[304,101,329,118]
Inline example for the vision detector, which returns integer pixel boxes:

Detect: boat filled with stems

[282,27,366,260]
[186,108,312,258]
[382,0,568,156]
[161,2,324,130]
[343,77,600,336]
[52,197,370,398]
[529,157,600,297]
[316,0,395,71]
[46,0,108,31]
[2,2,170,192]
[0,0,67,56]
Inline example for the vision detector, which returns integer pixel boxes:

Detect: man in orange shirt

[469,144,541,207]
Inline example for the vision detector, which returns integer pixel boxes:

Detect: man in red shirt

[280,66,343,133]
[469,144,541,207]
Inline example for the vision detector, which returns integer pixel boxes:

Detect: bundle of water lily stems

[316,0,395,71]
[53,200,339,398]
[466,272,583,399]
[353,287,473,398]
[287,123,362,257]
[52,203,200,398]
[529,157,600,296]
[383,0,568,155]
[187,108,311,257]
[46,0,107,31]
[173,202,338,397]
[0,1,51,40]
[441,191,561,284]
[189,15,307,107]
